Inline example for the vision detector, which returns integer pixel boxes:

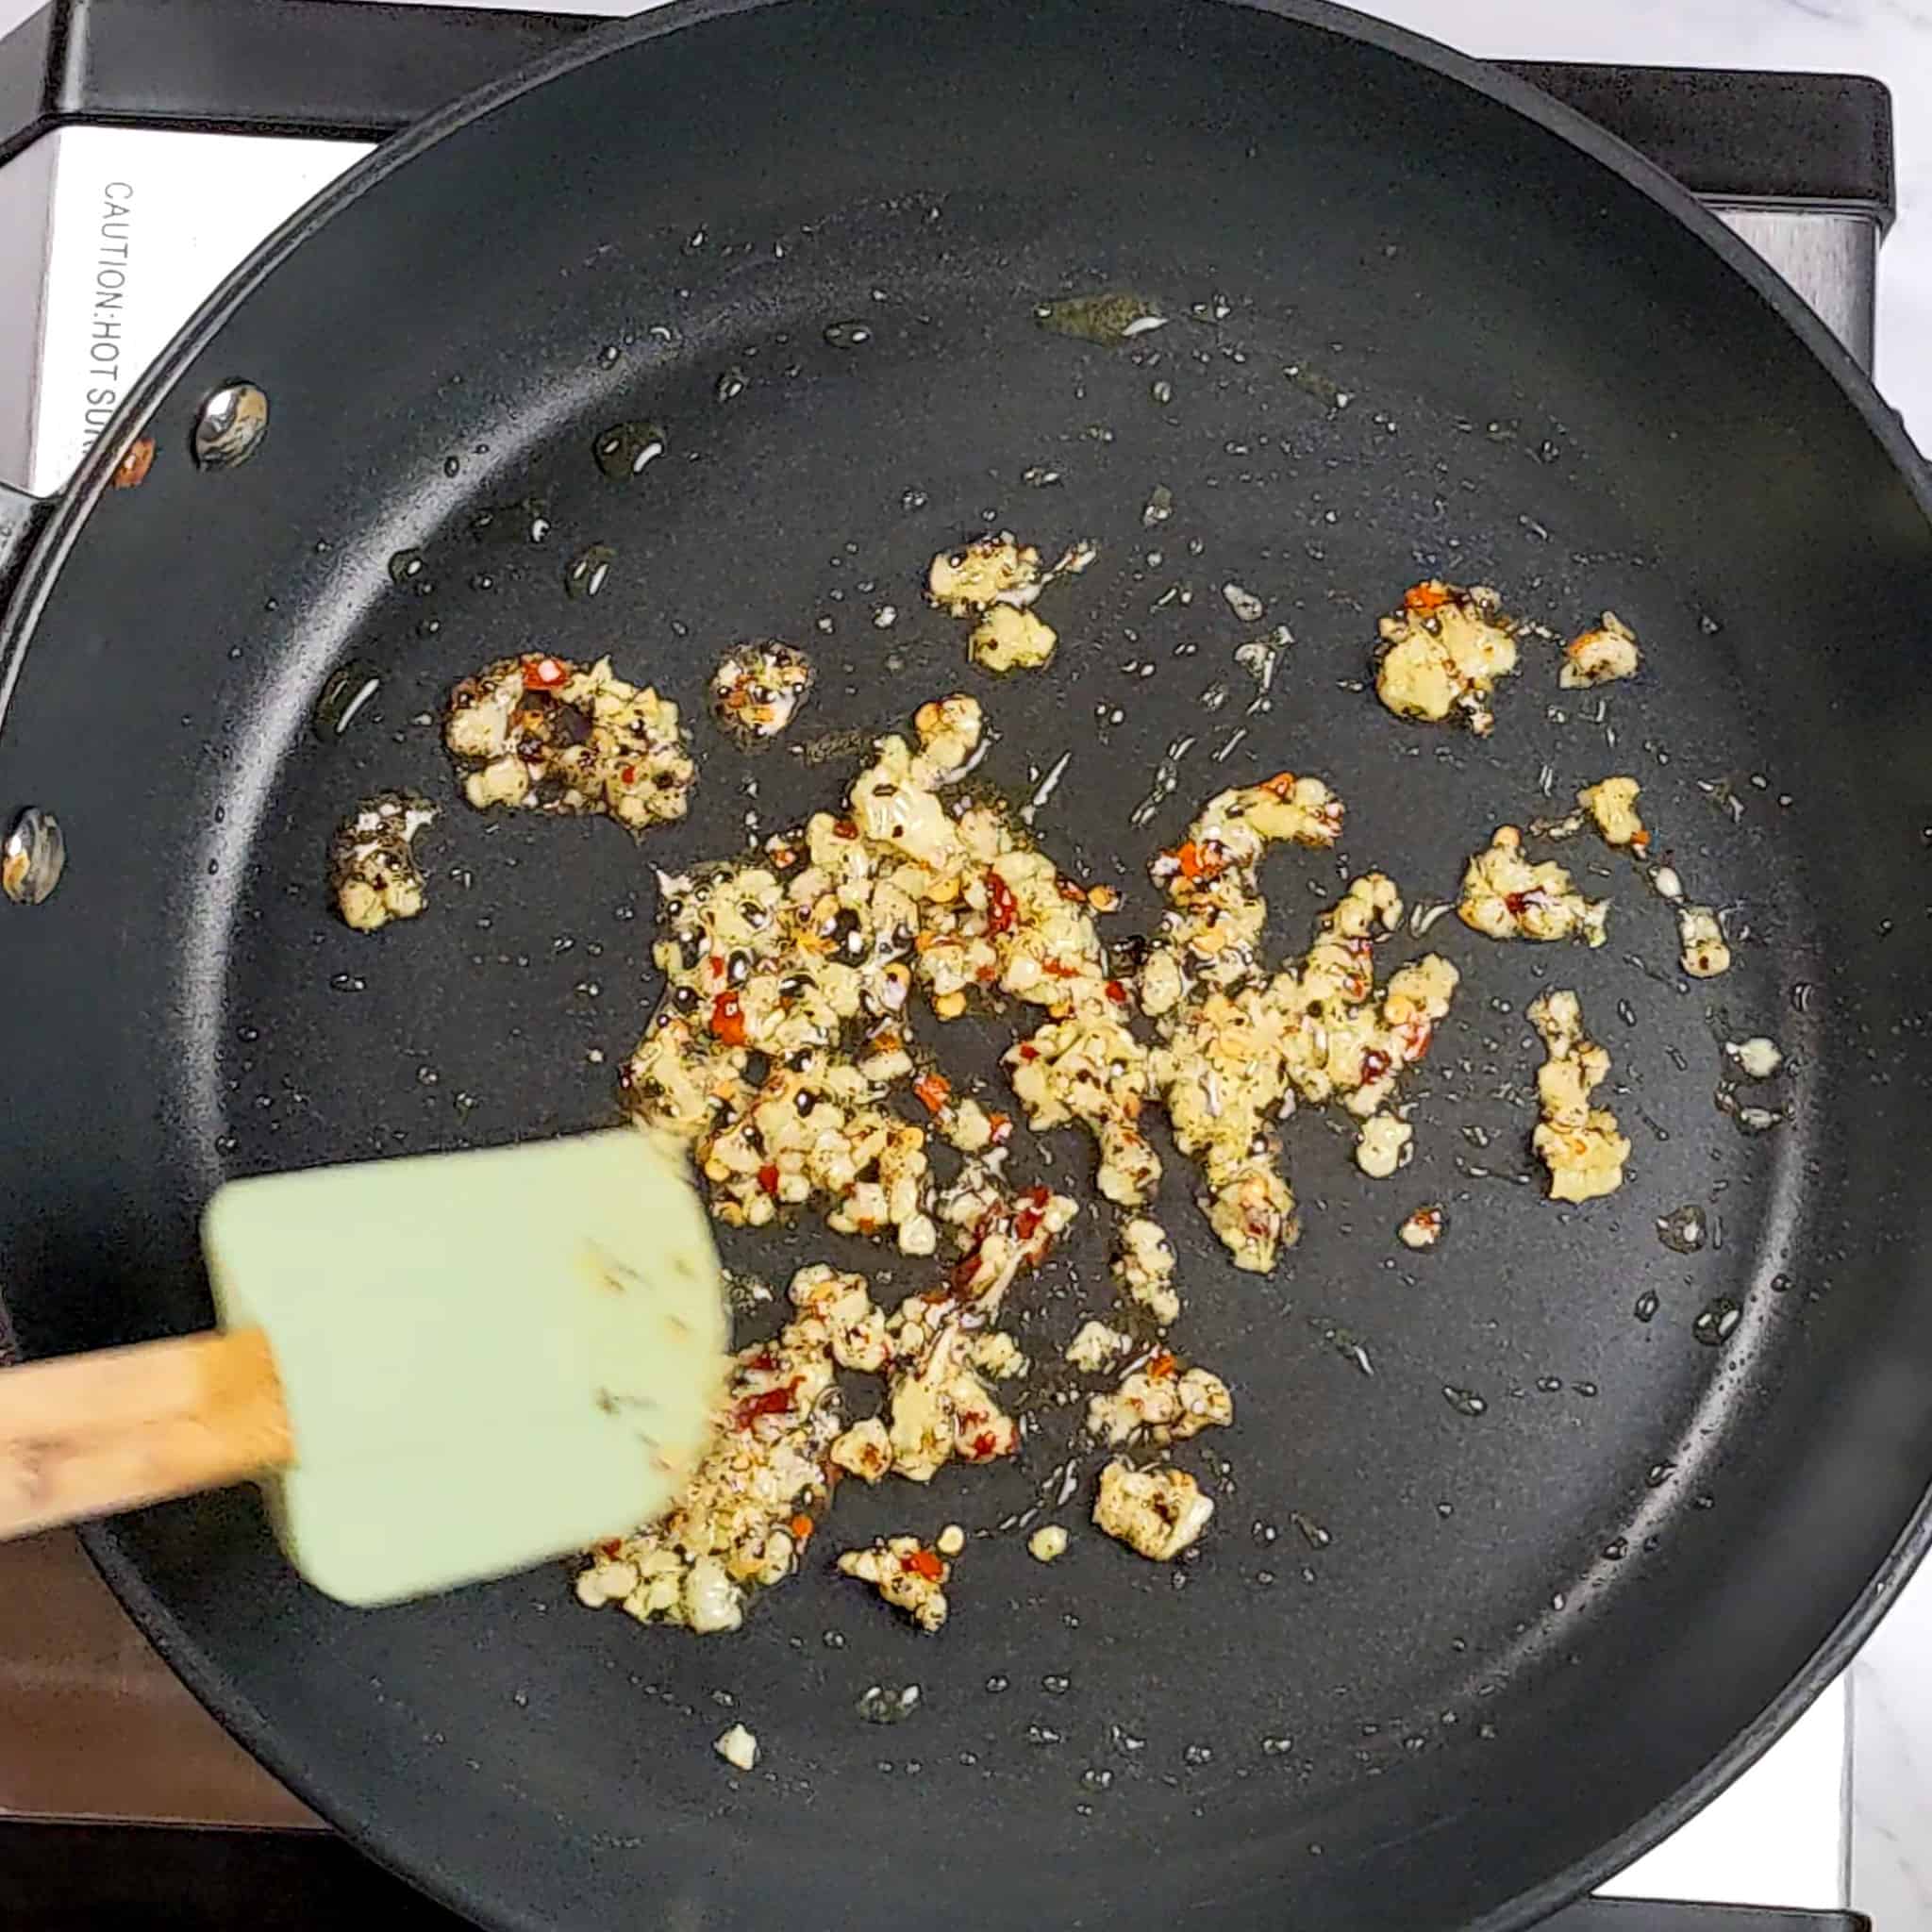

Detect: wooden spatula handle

[0,1327,291,1540]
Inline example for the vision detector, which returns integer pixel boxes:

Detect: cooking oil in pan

[592,422,667,480]
[311,658,383,742]
[564,543,615,599]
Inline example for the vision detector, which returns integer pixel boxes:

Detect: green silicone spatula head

[202,1127,725,1607]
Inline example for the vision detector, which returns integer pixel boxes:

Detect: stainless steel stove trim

[1710,204,1880,371]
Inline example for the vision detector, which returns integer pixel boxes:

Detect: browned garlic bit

[837,1535,954,1632]
[1065,1319,1134,1372]
[1086,1349,1233,1447]
[1560,611,1641,689]
[329,791,433,933]
[1147,866,1457,1271]
[575,1303,840,1632]
[1354,1112,1412,1179]
[1111,1217,1179,1325]
[830,1416,892,1483]
[1093,1460,1213,1561]
[788,1264,891,1371]
[926,535,1041,615]
[930,535,1098,673]
[969,604,1058,672]
[444,653,693,830]
[1677,905,1733,977]
[711,641,813,741]
[1457,826,1609,946]
[1527,990,1630,1203]
[881,1182,1076,1484]
[1374,580,1519,734]
[1577,776,1649,853]
[1398,1204,1445,1250]
[1141,774,1346,1007]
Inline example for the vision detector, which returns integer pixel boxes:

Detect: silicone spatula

[0,1128,726,1606]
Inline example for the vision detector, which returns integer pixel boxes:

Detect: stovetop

[0,3,1894,1927]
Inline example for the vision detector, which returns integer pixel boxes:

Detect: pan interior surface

[2,3,1930,1929]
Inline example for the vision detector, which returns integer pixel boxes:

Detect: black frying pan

[2,3,1930,1928]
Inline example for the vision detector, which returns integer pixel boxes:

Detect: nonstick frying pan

[3,2,1931,1928]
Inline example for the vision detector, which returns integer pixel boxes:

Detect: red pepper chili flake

[950,1248,986,1293]
[985,871,1018,935]
[833,817,858,839]
[903,1548,945,1581]
[1359,1048,1391,1083]
[733,1378,801,1427]
[912,1072,951,1113]
[1174,840,1225,882]
[1017,1042,1040,1061]
[522,654,569,690]
[986,1111,1012,1141]
[709,991,747,1046]
[1012,1187,1051,1242]
[1103,979,1128,1004]
[967,1431,1001,1460]
[1503,889,1548,918]
[789,1513,814,1544]
[1056,876,1088,904]
[595,1538,624,1559]
[757,1162,780,1196]
[1258,771,1299,800]
[1403,580,1452,614]
[620,764,638,785]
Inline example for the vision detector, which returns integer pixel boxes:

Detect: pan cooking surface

[2,5,1930,1929]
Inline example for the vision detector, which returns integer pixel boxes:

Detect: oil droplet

[388,547,426,587]
[1290,1511,1331,1549]
[1036,291,1168,345]
[1655,1204,1707,1254]
[1041,1674,1070,1695]
[1081,1766,1113,1790]
[565,544,616,599]
[1183,1742,1213,1766]
[1693,1298,1742,1346]
[900,487,928,511]
[984,1674,1009,1694]
[823,321,874,348]
[311,658,382,741]
[856,1683,921,1724]
[1442,1385,1488,1418]
[1633,1290,1660,1323]
[715,367,747,403]
[1646,1461,1675,1487]
[1601,1537,1628,1561]
[593,421,668,481]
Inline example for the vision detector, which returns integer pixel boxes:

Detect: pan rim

[4,0,1923,1923]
